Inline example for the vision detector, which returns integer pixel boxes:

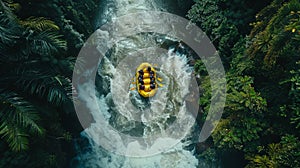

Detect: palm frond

[14,74,71,106]
[0,90,44,151]
[6,2,21,12]
[0,1,21,48]
[0,2,66,62]
[27,30,67,56]
[0,122,29,151]
[0,59,73,106]
[0,0,18,23]
[19,17,60,31]
[0,90,44,135]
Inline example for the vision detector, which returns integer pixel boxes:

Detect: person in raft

[138,66,156,90]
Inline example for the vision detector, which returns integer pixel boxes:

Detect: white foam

[73,0,199,167]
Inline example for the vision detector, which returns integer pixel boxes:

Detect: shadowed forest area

[0,0,299,167]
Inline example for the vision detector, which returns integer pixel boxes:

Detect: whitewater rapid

[71,0,204,167]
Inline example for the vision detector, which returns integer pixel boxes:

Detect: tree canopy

[0,0,99,167]
[190,0,300,167]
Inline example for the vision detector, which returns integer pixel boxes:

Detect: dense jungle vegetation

[0,0,99,167]
[0,0,299,167]
[190,0,300,167]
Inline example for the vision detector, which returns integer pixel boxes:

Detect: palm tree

[0,0,73,152]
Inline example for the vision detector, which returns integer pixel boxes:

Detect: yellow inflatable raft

[136,63,158,98]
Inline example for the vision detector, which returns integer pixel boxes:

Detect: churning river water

[70,0,216,167]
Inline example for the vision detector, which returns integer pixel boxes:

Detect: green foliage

[187,0,240,68]
[19,17,60,31]
[246,135,300,168]
[0,1,72,106]
[220,0,272,34]
[226,76,267,113]
[229,37,254,75]
[0,1,76,167]
[247,0,300,66]
[0,90,44,151]
[191,0,300,167]
[14,0,100,54]
[212,76,267,152]
[187,0,271,69]
[197,147,218,166]
[281,61,300,130]
[244,0,300,136]
[285,11,300,41]
[0,0,98,167]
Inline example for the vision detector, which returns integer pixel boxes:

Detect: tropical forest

[0,0,299,167]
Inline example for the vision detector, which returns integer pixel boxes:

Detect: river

[70,0,212,167]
